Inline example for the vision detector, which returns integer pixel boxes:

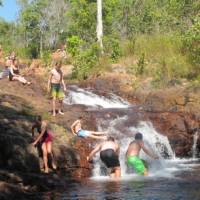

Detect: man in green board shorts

[126,132,158,176]
[48,61,66,117]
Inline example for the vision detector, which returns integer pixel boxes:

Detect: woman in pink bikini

[32,116,57,173]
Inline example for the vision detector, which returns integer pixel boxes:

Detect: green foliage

[72,43,101,80]
[66,36,83,57]
[41,50,51,65]
[182,15,200,79]
[124,34,191,86]
[103,36,122,61]
[136,53,145,75]
[67,0,97,42]
[0,19,13,50]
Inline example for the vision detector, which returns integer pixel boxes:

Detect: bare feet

[44,168,49,174]
[52,163,57,170]
[58,110,64,115]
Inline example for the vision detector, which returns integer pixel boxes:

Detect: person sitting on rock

[126,132,158,176]
[71,117,107,140]
[87,136,121,178]
[9,59,31,85]
[48,60,66,117]
[32,115,57,173]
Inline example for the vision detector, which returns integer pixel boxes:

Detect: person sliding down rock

[71,116,107,140]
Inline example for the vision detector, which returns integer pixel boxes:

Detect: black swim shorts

[100,149,120,168]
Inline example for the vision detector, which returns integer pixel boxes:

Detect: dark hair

[107,136,115,142]
[79,116,83,120]
[55,60,62,66]
[35,115,42,122]
[135,132,143,140]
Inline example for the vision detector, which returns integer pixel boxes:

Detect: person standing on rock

[32,115,57,173]
[71,117,107,140]
[126,132,158,176]
[48,60,66,117]
[87,136,121,178]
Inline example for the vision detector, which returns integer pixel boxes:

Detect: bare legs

[88,135,107,140]
[87,131,107,140]
[41,142,57,173]
[110,167,121,178]
[52,97,56,116]
[58,100,64,114]
[52,98,64,116]
[13,76,31,84]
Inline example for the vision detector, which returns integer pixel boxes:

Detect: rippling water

[37,159,200,200]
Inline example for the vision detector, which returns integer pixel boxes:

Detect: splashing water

[93,117,177,179]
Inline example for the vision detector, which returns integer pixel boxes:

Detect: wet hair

[107,136,115,142]
[135,132,143,140]
[35,115,42,122]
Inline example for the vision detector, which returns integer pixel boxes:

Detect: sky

[0,0,19,22]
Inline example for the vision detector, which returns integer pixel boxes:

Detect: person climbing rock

[32,115,57,173]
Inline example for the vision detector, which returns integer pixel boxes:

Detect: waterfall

[64,86,195,178]
[192,131,199,159]
[64,86,129,108]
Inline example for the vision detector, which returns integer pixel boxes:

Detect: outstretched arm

[116,143,120,156]
[31,123,36,138]
[61,72,66,91]
[32,121,47,145]
[47,73,53,92]
[70,120,79,135]
[140,142,158,159]
[87,144,101,161]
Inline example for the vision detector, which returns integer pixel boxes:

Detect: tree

[97,0,103,50]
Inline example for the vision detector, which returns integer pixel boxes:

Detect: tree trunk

[97,0,103,52]
[40,34,43,58]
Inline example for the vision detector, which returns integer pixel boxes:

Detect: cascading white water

[64,86,129,108]
[192,131,199,158]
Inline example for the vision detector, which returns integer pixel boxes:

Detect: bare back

[126,141,142,157]
[100,141,119,152]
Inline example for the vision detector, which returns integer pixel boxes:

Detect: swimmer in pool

[71,117,107,140]
[126,132,159,176]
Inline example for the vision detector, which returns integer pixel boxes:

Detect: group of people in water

[0,46,159,177]
[92,133,158,178]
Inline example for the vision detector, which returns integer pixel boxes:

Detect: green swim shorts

[127,156,146,175]
[51,83,65,100]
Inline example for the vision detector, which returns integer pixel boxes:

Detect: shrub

[71,42,101,80]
